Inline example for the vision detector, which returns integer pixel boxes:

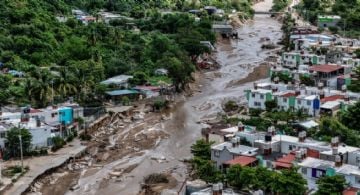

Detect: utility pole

[51,80,54,105]
[18,135,23,172]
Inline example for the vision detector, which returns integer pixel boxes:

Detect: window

[252,93,255,98]
[260,94,264,99]
[316,170,324,177]
[297,100,301,105]
[301,167,307,175]
[356,176,360,184]
[0,132,6,138]
[214,150,220,157]
[283,98,287,103]
[254,102,261,107]
[307,100,311,106]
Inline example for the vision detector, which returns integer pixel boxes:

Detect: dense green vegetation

[5,127,32,158]
[315,175,348,195]
[0,0,255,108]
[296,0,360,37]
[272,0,290,12]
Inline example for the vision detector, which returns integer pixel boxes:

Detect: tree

[316,175,347,195]
[271,169,307,195]
[129,71,148,86]
[340,101,360,131]
[6,127,32,158]
[190,139,213,160]
[192,157,223,183]
[226,165,257,190]
[318,117,360,146]
[265,100,277,112]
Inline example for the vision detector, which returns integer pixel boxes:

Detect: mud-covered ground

[29,0,283,194]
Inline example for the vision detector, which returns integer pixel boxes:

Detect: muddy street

[33,1,283,195]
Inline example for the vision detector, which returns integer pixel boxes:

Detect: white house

[245,89,273,110]
[211,140,258,169]
[281,52,326,69]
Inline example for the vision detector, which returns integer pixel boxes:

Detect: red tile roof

[280,92,297,98]
[321,95,344,103]
[224,156,257,167]
[343,187,359,195]
[30,108,42,113]
[275,162,293,169]
[275,152,296,169]
[307,148,320,158]
[309,65,343,73]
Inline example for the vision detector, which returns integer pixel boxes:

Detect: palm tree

[54,67,77,98]
[25,69,55,107]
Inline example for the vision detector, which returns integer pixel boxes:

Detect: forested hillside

[296,0,360,37]
[0,0,252,108]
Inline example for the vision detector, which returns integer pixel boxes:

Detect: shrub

[66,134,74,142]
[224,100,239,112]
[80,133,91,141]
[265,100,277,112]
[249,108,262,116]
[328,26,339,34]
[51,136,66,152]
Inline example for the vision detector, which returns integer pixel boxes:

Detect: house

[0,118,60,149]
[295,95,320,116]
[317,15,341,28]
[211,140,258,169]
[101,75,133,88]
[309,64,344,86]
[105,89,141,102]
[320,101,342,116]
[245,89,273,110]
[203,124,256,145]
[274,151,297,169]
[340,57,360,68]
[223,156,258,168]
[326,50,344,64]
[281,52,325,69]
[299,157,360,189]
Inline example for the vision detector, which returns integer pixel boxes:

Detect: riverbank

[16,1,284,194]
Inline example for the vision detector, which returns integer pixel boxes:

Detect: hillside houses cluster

[271,26,360,91]
[0,103,83,151]
[204,124,360,191]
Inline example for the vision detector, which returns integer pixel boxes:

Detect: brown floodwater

[65,1,283,195]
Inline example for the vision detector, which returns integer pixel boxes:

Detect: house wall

[247,92,271,110]
[30,127,54,148]
[73,107,84,119]
[211,148,234,169]
[209,134,225,145]
[30,110,59,124]
[348,151,360,166]
[59,107,73,125]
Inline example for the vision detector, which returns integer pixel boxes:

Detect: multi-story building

[281,52,326,69]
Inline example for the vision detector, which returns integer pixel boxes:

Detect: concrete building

[281,52,325,69]
[298,157,360,189]
[211,140,258,169]
[317,15,341,28]
[245,88,273,110]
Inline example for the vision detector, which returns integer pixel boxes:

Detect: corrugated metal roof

[106,89,139,96]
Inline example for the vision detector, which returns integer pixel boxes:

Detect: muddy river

[63,1,283,195]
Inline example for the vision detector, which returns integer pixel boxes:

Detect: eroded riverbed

[33,1,283,195]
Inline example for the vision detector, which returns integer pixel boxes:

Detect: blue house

[58,107,73,125]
